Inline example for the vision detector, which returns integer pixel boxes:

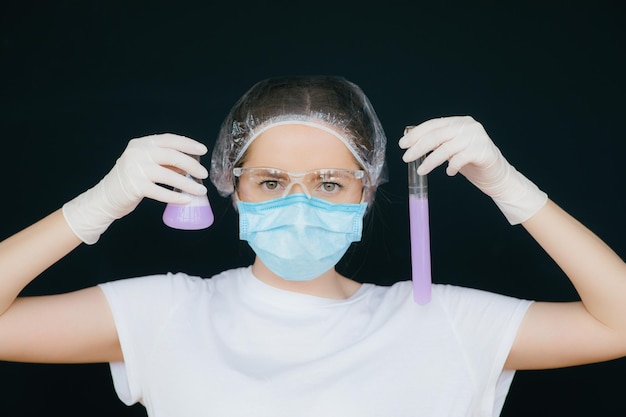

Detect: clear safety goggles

[233,167,365,203]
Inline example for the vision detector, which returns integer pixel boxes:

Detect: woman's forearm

[0,209,82,315]
[522,199,626,330]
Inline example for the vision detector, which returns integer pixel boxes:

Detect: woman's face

[236,124,364,203]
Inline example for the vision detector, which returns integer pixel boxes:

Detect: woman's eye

[321,182,340,192]
[261,180,279,191]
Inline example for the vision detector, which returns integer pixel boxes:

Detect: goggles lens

[233,167,365,202]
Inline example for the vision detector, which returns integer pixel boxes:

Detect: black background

[1,1,625,415]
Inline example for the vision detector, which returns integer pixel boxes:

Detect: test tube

[162,154,214,230]
[406,126,432,304]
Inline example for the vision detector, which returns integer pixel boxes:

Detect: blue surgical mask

[237,194,367,281]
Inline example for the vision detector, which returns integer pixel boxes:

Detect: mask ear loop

[358,168,371,205]
[359,189,366,204]
[231,174,243,210]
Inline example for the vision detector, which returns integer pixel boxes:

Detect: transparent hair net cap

[235,119,368,176]
[210,75,388,204]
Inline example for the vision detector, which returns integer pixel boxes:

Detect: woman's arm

[0,209,121,363]
[400,116,626,370]
[0,134,208,364]
[0,209,80,315]
[505,199,626,369]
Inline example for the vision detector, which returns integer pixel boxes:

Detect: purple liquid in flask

[163,191,214,230]
[162,155,214,230]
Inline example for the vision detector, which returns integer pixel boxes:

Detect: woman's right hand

[62,134,208,244]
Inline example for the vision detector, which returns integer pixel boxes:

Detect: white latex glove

[62,133,209,244]
[399,116,547,224]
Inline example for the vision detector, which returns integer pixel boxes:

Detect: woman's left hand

[399,115,547,224]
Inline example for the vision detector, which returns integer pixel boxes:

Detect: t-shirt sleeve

[435,284,533,416]
[98,272,207,406]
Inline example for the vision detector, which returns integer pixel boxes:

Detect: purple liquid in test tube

[162,155,214,230]
[407,136,432,304]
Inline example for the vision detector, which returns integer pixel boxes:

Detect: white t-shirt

[99,266,532,417]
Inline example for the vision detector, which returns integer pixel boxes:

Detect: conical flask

[162,156,214,230]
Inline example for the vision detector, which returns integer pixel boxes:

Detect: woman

[1,75,625,416]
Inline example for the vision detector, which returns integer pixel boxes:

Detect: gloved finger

[146,165,208,196]
[401,117,478,164]
[147,147,209,180]
[445,151,476,176]
[398,117,454,149]
[141,182,195,204]
[414,134,468,176]
[147,133,208,156]
[402,126,454,162]
[401,123,461,164]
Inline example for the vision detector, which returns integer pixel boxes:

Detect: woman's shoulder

[98,266,249,301]
[363,280,529,313]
